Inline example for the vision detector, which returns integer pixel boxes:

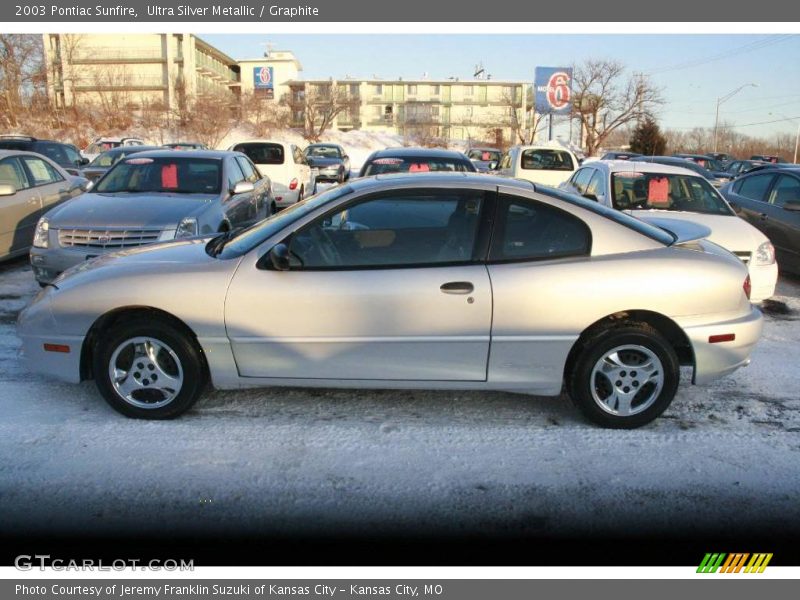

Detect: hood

[306,156,343,167]
[45,192,216,229]
[633,210,768,252]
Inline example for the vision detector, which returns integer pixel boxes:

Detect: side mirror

[81,180,93,192]
[487,161,498,170]
[79,157,90,166]
[268,243,291,271]
[783,200,800,212]
[0,183,16,196]
[231,181,255,195]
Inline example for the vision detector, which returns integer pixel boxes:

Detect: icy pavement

[0,258,798,541]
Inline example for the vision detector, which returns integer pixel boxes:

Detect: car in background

[83,137,146,162]
[228,140,314,210]
[29,150,272,284]
[0,135,89,177]
[720,167,800,275]
[163,142,208,151]
[672,153,729,175]
[303,143,351,183]
[750,155,786,164]
[725,159,768,178]
[561,160,777,302]
[495,145,579,187]
[708,152,732,166]
[82,145,164,184]
[466,147,503,172]
[599,151,642,161]
[633,155,731,187]
[18,173,762,429]
[358,147,476,177]
[0,150,85,261]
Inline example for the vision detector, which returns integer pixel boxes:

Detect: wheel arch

[563,309,695,384]
[80,306,206,381]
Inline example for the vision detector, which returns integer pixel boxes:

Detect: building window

[432,84,440,95]
[464,86,474,96]
[408,84,417,95]
[373,105,382,117]
[431,105,440,117]
[374,84,383,95]
[350,83,359,96]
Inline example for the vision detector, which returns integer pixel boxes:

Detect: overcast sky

[205,33,800,139]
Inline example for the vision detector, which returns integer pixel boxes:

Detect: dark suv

[0,136,88,176]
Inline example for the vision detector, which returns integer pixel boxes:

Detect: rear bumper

[679,307,763,385]
[748,261,778,303]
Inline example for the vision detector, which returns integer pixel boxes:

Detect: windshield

[611,172,734,215]
[233,143,284,165]
[363,156,472,176]
[520,148,575,171]
[467,149,501,162]
[214,185,355,259]
[306,145,342,158]
[95,157,222,194]
[89,150,125,168]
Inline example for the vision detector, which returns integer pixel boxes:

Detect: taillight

[743,275,751,300]
[289,178,298,191]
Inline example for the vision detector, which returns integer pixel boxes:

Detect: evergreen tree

[629,117,667,156]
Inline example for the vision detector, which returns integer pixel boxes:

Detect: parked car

[707,152,732,165]
[599,151,642,161]
[29,150,272,285]
[495,145,579,187]
[0,150,85,261]
[228,140,314,210]
[0,135,89,177]
[720,168,800,275]
[359,147,476,177]
[633,155,731,187]
[303,143,350,183]
[725,159,768,178]
[672,153,730,179]
[561,160,778,302]
[82,145,164,184]
[163,142,208,151]
[466,147,503,172]
[750,155,786,164]
[18,173,762,429]
[83,137,146,162]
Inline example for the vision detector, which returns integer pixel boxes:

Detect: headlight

[754,241,776,266]
[33,217,49,248]
[175,217,198,238]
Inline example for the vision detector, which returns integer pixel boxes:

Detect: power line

[667,115,800,131]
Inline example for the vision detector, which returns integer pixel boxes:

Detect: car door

[725,172,777,232]
[0,156,39,257]
[236,156,267,219]
[19,155,73,215]
[293,145,314,193]
[222,158,256,227]
[765,173,800,270]
[224,188,493,381]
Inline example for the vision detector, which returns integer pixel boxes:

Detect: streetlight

[714,83,759,153]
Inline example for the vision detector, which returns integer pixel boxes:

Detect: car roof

[592,160,700,177]
[369,147,468,159]
[306,142,342,148]
[99,145,163,155]
[230,139,290,148]
[346,171,533,192]
[113,149,237,160]
[0,148,61,159]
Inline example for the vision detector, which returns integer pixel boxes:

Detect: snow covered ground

[0,258,798,544]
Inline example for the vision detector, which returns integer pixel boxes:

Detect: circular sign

[257,67,272,86]
[546,71,571,110]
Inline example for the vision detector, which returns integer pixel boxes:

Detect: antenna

[259,41,275,58]
[473,62,485,80]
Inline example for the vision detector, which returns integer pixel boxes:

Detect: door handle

[440,281,474,295]
[759,213,768,220]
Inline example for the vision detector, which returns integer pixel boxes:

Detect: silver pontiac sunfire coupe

[17,173,763,428]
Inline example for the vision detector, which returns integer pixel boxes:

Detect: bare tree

[498,87,547,145]
[0,34,45,127]
[241,91,290,137]
[571,60,662,156]
[294,83,359,142]
[180,90,235,149]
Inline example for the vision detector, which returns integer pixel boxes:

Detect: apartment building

[43,33,241,110]
[286,78,528,145]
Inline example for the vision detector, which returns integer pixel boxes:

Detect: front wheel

[568,324,679,429]
[93,318,207,419]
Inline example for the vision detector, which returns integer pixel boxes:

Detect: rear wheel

[568,324,679,428]
[93,318,207,419]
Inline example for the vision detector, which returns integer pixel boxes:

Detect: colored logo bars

[697,553,773,573]
[534,67,573,114]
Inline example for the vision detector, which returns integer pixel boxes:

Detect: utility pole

[713,83,758,153]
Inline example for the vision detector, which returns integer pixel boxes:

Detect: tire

[93,317,207,419]
[567,324,679,429]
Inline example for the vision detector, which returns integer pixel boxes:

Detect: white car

[560,160,778,302]
[82,137,146,162]
[495,145,579,187]
[228,140,315,210]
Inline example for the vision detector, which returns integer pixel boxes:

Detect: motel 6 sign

[534,67,573,114]
[254,66,274,90]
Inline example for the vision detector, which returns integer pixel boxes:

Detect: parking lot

[0,255,799,550]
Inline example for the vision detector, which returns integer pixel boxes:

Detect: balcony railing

[73,76,167,91]
[68,47,167,64]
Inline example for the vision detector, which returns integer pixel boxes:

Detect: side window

[489,195,591,262]
[571,168,593,195]
[0,157,31,191]
[236,156,259,183]
[585,170,606,200]
[520,149,575,171]
[21,157,63,186]
[770,175,800,207]
[287,191,485,269]
[226,158,246,191]
[499,152,512,170]
[737,174,775,202]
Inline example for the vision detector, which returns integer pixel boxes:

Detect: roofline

[193,34,238,67]
[285,78,530,86]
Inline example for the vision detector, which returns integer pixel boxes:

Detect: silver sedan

[17,174,763,428]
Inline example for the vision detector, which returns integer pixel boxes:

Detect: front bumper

[314,166,343,181]
[679,307,763,385]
